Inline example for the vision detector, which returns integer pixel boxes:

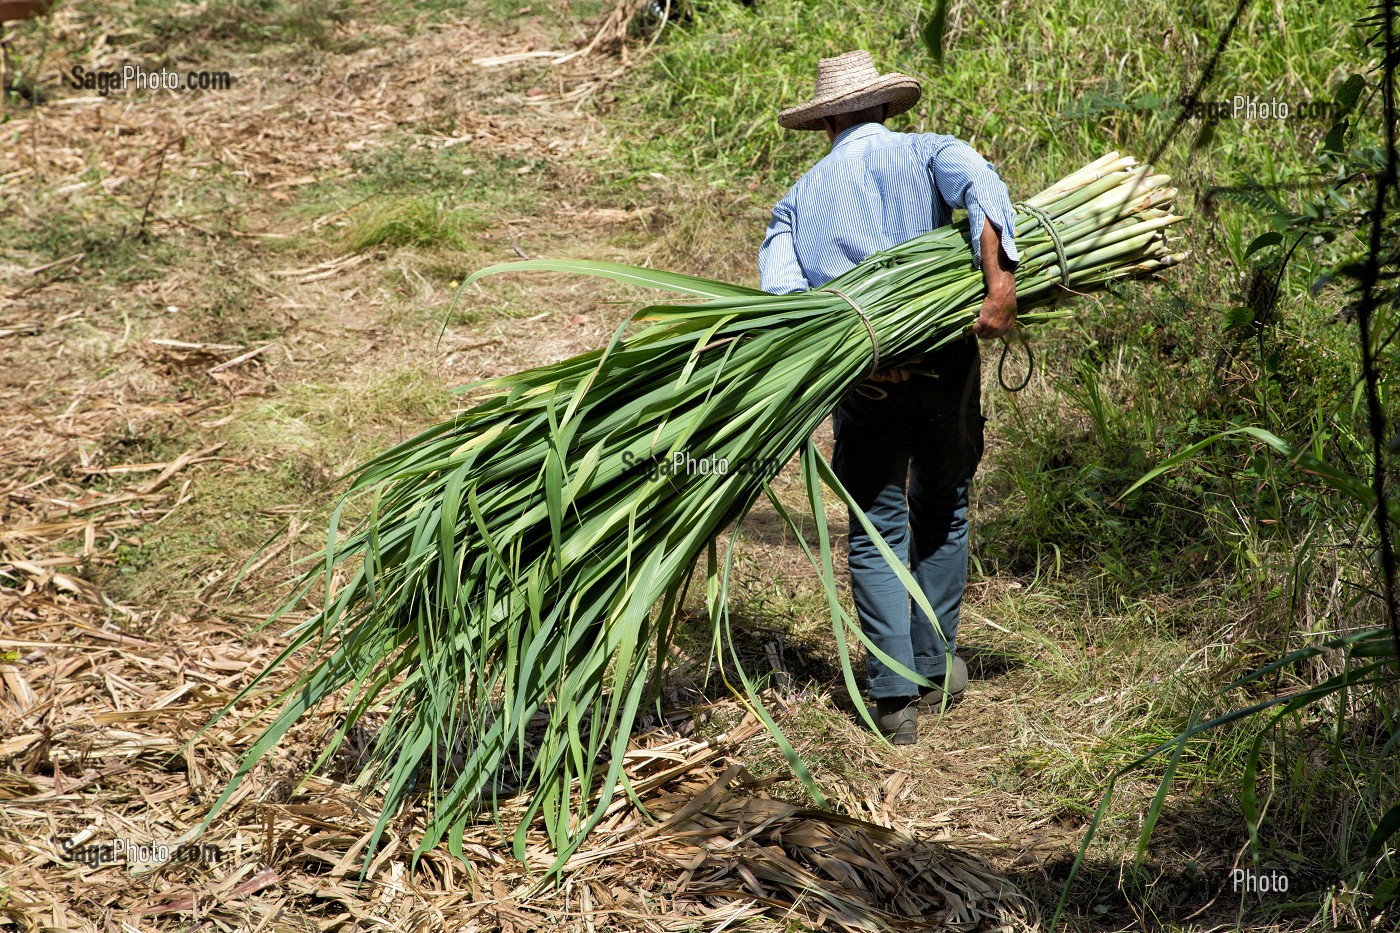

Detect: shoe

[917,655,968,713]
[874,696,918,745]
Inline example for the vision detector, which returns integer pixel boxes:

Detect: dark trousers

[831,337,985,699]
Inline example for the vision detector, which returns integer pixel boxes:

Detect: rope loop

[1016,201,1071,288]
[998,336,1035,392]
[992,202,1060,394]
[817,287,879,381]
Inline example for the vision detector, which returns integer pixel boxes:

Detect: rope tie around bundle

[822,285,889,400]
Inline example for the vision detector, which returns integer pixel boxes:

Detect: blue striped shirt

[759,122,1020,294]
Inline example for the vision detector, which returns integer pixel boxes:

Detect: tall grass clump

[342,196,483,252]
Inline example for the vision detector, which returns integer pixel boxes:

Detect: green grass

[341,196,485,252]
[227,365,458,466]
[287,143,550,245]
[451,0,612,34]
[131,0,367,54]
[0,201,180,282]
[96,365,458,611]
[617,0,1361,191]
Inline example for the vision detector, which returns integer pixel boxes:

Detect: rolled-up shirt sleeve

[759,197,810,294]
[925,138,1020,269]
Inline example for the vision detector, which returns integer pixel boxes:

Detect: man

[759,50,1018,745]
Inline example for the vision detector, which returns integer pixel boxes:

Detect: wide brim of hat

[777,74,921,131]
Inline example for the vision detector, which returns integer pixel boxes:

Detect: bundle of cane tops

[203,151,1185,868]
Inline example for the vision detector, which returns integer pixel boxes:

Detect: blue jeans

[831,337,984,700]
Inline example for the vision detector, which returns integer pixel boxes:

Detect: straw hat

[778,50,921,131]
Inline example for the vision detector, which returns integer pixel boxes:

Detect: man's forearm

[980,218,1016,298]
[971,219,1017,340]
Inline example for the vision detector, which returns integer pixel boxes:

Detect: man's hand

[869,355,923,383]
[972,285,1017,340]
[971,218,1017,341]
